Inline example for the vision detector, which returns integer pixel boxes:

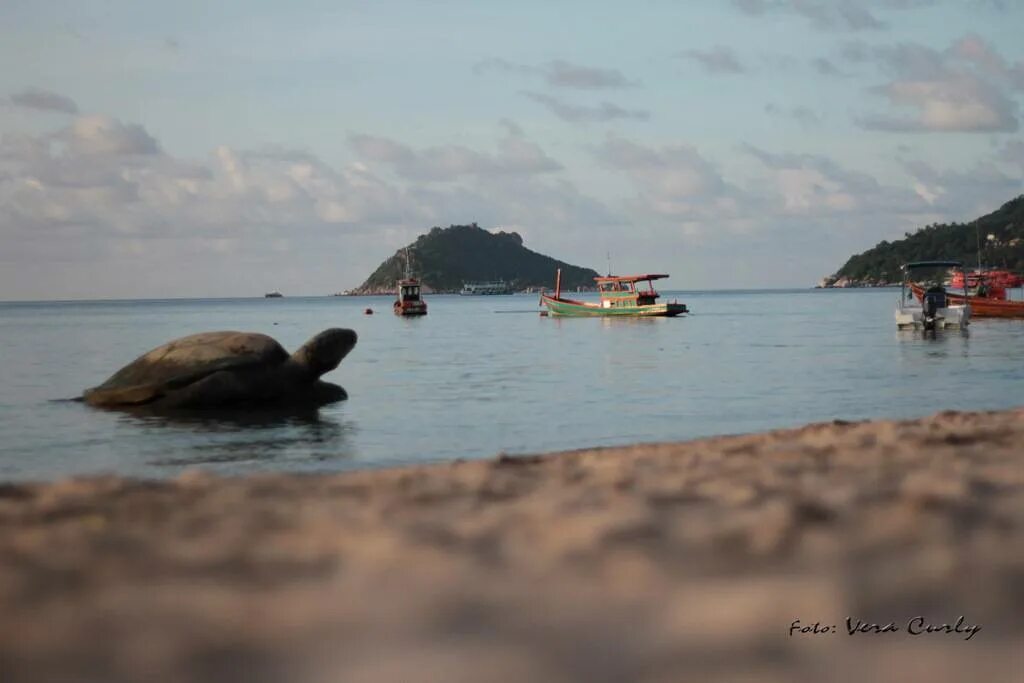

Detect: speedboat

[895,261,970,331]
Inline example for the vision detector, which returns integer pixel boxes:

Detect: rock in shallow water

[81,328,357,410]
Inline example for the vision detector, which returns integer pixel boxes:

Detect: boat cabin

[398,279,421,302]
[596,274,667,308]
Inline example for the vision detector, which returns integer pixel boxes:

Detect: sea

[2,289,1023,482]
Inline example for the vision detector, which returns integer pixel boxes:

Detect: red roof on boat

[593,274,669,283]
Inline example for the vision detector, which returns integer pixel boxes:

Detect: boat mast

[975,223,982,273]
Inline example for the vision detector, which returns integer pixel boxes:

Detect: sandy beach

[1,407,1022,682]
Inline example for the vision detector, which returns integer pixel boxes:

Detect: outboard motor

[922,286,947,330]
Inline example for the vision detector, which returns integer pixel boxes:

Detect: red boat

[910,282,1024,319]
[392,248,427,316]
[950,269,1024,289]
[393,278,427,316]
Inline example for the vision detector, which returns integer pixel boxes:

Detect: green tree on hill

[833,196,1024,284]
[355,223,600,292]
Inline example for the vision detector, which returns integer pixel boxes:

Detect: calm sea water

[2,289,1023,481]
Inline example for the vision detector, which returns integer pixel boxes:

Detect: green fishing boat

[540,270,688,317]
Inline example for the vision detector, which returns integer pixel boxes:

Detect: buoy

[364,308,374,315]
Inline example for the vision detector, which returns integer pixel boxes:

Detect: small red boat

[910,282,1024,319]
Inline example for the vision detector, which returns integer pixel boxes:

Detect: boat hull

[393,301,427,316]
[541,294,687,318]
[910,283,1024,319]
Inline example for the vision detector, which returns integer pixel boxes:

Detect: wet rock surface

[0,408,1021,682]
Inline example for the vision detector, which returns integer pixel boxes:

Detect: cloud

[64,115,162,156]
[474,58,637,89]
[998,140,1024,172]
[764,103,822,127]
[811,57,848,77]
[543,60,637,89]
[901,156,1023,217]
[731,1,885,31]
[950,33,1024,90]
[679,47,745,75]
[0,116,620,297]
[6,87,79,114]
[592,136,753,231]
[859,76,1018,132]
[349,126,563,181]
[524,92,650,123]
[851,36,1023,132]
[742,144,921,215]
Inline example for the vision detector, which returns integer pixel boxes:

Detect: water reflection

[121,405,331,431]
[114,407,355,470]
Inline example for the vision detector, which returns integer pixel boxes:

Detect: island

[819,194,1024,288]
[348,223,600,294]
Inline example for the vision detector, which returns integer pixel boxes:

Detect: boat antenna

[606,251,612,277]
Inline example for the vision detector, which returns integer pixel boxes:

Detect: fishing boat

[895,261,970,331]
[393,249,427,316]
[540,269,688,317]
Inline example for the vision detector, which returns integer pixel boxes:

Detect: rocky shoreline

[1,408,1022,682]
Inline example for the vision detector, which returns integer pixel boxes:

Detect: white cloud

[851,36,1023,132]
[0,117,619,297]
[65,115,161,156]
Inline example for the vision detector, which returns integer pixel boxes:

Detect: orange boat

[910,281,1024,319]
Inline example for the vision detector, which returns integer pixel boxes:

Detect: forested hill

[827,195,1024,286]
[353,224,600,293]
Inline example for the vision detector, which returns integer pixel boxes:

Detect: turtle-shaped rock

[82,328,357,410]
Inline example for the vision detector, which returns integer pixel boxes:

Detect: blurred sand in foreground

[1,408,1022,682]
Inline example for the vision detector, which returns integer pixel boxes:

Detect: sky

[2,0,1023,300]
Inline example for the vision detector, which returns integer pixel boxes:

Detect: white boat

[460,280,512,295]
[895,261,971,331]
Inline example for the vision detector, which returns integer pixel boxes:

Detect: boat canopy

[901,261,963,270]
[594,274,670,284]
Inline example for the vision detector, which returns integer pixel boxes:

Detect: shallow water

[2,289,1023,481]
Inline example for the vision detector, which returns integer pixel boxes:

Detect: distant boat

[460,280,512,295]
[264,292,283,298]
[540,270,688,317]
